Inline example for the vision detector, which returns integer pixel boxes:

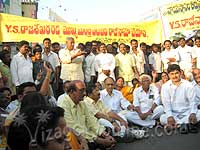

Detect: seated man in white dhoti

[127,74,164,128]
[160,64,200,133]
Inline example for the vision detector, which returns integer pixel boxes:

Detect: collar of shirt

[42,50,53,56]
[17,52,28,58]
[139,85,153,93]
[169,79,183,87]
[85,96,98,105]
[192,80,200,87]
[65,94,77,108]
[102,89,118,97]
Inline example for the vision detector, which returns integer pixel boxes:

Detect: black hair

[132,78,139,85]
[104,77,115,83]
[17,40,29,49]
[86,83,97,96]
[140,42,147,47]
[85,41,92,47]
[178,37,185,42]
[0,50,10,60]
[164,40,172,45]
[167,64,181,73]
[195,37,200,41]
[20,92,49,113]
[52,42,60,47]
[0,87,12,94]
[33,47,42,55]
[116,77,124,83]
[7,106,64,150]
[151,43,158,48]
[43,38,51,43]
[17,82,37,96]
[130,39,138,43]
[125,45,130,49]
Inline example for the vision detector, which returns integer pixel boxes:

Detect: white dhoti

[125,105,164,128]
[160,110,200,125]
[98,112,127,137]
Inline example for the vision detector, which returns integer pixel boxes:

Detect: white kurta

[127,85,164,127]
[160,79,200,125]
[132,50,145,74]
[94,53,115,83]
[83,52,96,83]
[10,52,33,86]
[42,51,60,71]
[149,52,162,73]
[177,45,196,73]
[59,48,84,81]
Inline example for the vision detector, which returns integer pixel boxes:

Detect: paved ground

[116,126,200,150]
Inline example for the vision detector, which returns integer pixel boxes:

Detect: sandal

[179,123,188,134]
[188,123,198,133]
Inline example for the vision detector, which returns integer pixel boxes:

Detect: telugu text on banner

[0,13,162,44]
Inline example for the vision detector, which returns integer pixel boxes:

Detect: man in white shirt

[100,77,145,138]
[130,39,145,75]
[129,74,164,128]
[42,38,60,92]
[83,42,96,85]
[94,43,115,85]
[149,44,162,77]
[160,64,200,131]
[10,40,33,87]
[161,40,179,72]
[176,38,196,74]
[115,43,139,86]
[59,37,86,82]
[194,37,200,68]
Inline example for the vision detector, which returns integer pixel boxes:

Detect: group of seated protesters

[1,64,200,150]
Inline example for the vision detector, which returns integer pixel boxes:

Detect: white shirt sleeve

[161,84,173,118]
[10,56,20,86]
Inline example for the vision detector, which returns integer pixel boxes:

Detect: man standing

[94,43,115,85]
[115,43,139,86]
[161,40,179,72]
[10,40,33,87]
[83,42,96,86]
[177,38,196,74]
[160,64,200,132]
[59,37,86,82]
[130,39,145,75]
[42,38,60,97]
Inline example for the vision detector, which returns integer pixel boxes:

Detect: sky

[37,0,177,24]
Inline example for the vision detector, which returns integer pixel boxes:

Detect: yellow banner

[0,13,162,44]
[161,0,200,38]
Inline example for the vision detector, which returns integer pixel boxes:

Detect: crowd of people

[0,36,200,150]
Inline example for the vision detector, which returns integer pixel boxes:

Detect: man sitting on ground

[160,64,200,133]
